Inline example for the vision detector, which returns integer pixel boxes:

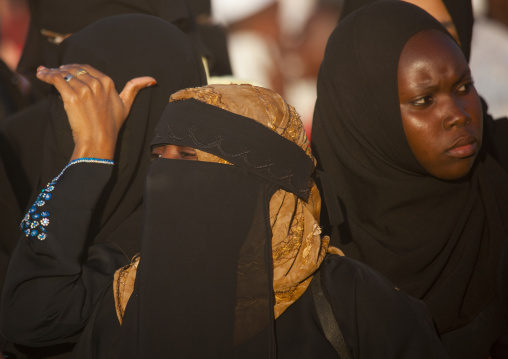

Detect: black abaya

[311,0,508,346]
[0,14,205,349]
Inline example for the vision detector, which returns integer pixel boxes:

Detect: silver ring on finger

[64,74,75,82]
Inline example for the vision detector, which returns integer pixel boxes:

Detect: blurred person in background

[211,0,284,93]
[0,0,32,117]
[188,0,233,78]
[470,0,508,120]
[282,0,343,137]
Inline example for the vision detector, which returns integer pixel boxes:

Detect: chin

[433,158,476,181]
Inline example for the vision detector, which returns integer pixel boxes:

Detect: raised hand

[37,64,156,161]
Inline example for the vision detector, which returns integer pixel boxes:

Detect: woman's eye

[180,150,197,159]
[150,152,162,161]
[457,82,474,95]
[46,36,60,44]
[410,95,433,107]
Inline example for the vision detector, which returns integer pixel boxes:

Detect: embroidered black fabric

[152,99,314,200]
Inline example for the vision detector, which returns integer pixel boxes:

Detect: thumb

[118,76,157,113]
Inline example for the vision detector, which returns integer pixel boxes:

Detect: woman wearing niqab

[0,13,205,354]
[311,1,508,358]
[74,84,448,358]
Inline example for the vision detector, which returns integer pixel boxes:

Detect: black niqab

[311,0,508,334]
[17,0,196,93]
[116,99,314,358]
[120,159,275,358]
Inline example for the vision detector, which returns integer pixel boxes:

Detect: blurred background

[1,0,507,137]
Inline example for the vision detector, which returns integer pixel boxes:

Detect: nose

[443,98,471,130]
[162,145,181,159]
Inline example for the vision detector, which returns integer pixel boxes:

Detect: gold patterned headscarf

[114,84,343,323]
[169,84,343,318]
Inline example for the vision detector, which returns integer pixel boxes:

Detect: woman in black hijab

[0,13,205,353]
[311,1,508,358]
[339,0,508,169]
[17,0,197,97]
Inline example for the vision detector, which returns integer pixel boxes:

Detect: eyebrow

[454,68,473,86]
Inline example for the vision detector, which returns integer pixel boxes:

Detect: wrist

[71,136,118,161]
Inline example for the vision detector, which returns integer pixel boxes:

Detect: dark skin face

[151,145,197,161]
[398,29,482,180]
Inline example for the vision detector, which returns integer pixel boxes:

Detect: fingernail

[37,65,45,72]
[146,81,157,88]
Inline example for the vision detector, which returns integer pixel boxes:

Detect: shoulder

[319,254,449,358]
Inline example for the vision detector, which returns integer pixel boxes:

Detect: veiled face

[151,145,197,161]
[398,29,482,180]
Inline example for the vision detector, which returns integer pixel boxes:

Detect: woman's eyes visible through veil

[151,145,198,161]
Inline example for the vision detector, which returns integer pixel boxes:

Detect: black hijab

[17,0,197,95]
[38,14,206,257]
[115,96,314,358]
[311,0,508,334]
[339,0,473,61]
[441,0,473,61]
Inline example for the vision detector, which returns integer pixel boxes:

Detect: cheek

[402,115,441,162]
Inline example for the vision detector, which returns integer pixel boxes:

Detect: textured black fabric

[152,99,314,199]
[311,0,508,335]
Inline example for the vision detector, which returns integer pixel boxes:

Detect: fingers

[118,76,157,114]
[59,64,104,78]
[36,67,85,101]
[37,64,157,122]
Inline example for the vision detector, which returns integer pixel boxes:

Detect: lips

[446,135,478,158]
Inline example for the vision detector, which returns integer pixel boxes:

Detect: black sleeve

[0,161,128,347]
[321,255,450,359]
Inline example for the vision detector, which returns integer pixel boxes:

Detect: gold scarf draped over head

[114,84,343,323]
[169,84,343,318]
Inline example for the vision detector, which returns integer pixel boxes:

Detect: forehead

[398,29,466,75]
